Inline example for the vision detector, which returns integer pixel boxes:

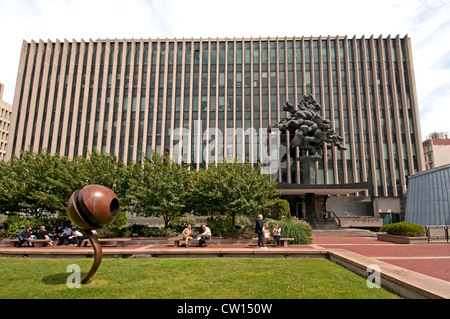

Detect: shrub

[266,218,312,244]
[117,223,179,238]
[206,215,232,237]
[379,222,425,237]
[96,224,122,238]
[124,224,149,237]
[276,199,291,220]
[206,214,252,237]
[113,210,128,229]
[2,213,59,238]
[0,228,7,238]
[171,216,198,233]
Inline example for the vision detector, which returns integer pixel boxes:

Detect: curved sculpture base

[80,229,103,284]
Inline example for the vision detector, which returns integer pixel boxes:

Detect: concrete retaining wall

[338,217,383,228]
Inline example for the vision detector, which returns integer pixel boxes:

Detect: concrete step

[313,219,341,230]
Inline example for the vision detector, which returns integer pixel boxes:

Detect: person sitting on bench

[182,224,194,247]
[58,226,72,245]
[17,226,34,247]
[68,228,83,246]
[36,226,54,246]
[197,224,211,247]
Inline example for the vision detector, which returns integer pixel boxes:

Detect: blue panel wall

[406,164,450,226]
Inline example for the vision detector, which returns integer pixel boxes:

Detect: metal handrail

[329,211,341,228]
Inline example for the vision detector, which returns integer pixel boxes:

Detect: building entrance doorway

[296,201,306,219]
[282,195,327,221]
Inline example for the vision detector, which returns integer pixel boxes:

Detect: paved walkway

[311,236,450,283]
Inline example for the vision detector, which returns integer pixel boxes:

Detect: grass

[0,257,400,299]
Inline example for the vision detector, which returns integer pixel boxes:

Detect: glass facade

[6,36,425,197]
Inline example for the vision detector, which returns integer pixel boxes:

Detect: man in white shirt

[197,224,211,247]
[69,228,83,246]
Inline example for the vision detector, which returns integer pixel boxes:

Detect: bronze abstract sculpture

[67,184,120,284]
[269,94,346,158]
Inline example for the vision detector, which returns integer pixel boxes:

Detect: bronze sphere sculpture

[67,184,120,284]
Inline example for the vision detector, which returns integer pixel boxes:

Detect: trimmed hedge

[379,222,425,237]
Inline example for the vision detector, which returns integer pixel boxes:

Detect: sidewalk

[311,236,450,283]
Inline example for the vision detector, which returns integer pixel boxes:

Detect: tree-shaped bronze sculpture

[269,94,346,184]
[270,94,346,158]
[67,184,120,284]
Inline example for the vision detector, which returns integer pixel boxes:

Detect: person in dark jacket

[17,226,33,247]
[36,226,54,246]
[254,214,266,249]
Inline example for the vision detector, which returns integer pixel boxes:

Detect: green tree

[127,152,194,228]
[0,156,22,214]
[0,150,129,218]
[73,151,129,206]
[194,160,280,225]
[0,150,74,215]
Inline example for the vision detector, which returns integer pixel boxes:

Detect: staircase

[313,218,340,230]
[311,218,377,237]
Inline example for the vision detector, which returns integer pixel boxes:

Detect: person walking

[322,210,328,224]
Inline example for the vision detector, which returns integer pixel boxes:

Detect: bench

[8,239,50,247]
[173,237,211,247]
[82,238,131,247]
[253,237,295,247]
[425,226,449,243]
[279,238,295,247]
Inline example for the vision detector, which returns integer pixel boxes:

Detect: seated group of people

[181,224,211,247]
[16,225,92,247]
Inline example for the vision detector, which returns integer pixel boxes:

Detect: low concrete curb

[328,249,450,299]
[0,247,329,259]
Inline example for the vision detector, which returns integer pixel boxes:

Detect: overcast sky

[1,0,449,140]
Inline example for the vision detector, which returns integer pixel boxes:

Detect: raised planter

[376,233,428,244]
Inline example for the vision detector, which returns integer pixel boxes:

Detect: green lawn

[0,257,400,299]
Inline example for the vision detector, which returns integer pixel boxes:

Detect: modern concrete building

[423,132,450,170]
[5,35,425,219]
[0,83,12,160]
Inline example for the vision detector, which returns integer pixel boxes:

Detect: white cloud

[1,0,449,139]
[405,0,450,138]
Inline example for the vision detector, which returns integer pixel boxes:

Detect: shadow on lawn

[41,272,88,286]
